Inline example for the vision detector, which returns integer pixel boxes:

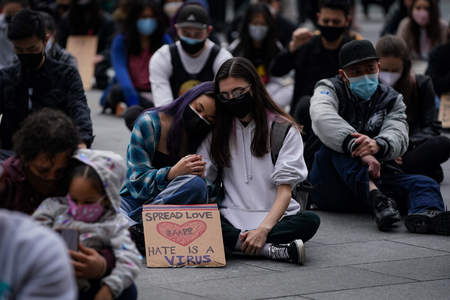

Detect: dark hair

[39,11,56,34]
[211,57,299,168]
[124,0,167,55]
[407,0,442,55]
[319,0,350,17]
[68,0,102,35]
[232,3,280,69]
[375,35,419,122]
[13,108,79,163]
[151,81,215,159]
[2,0,28,7]
[71,163,105,196]
[7,8,45,41]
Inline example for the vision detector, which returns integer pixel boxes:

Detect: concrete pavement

[87,2,450,299]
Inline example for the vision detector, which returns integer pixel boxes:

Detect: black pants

[78,281,137,300]
[402,135,450,183]
[221,211,320,254]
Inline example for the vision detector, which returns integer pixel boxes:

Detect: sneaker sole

[377,214,401,231]
[432,211,450,236]
[405,214,431,234]
[294,239,305,265]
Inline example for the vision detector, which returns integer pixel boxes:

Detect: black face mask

[18,52,44,70]
[219,92,253,119]
[179,37,206,55]
[183,104,212,137]
[25,167,68,198]
[317,25,347,42]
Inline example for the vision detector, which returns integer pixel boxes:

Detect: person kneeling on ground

[309,39,449,235]
[120,82,216,255]
[199,58,320,265]
[33,149,141,300]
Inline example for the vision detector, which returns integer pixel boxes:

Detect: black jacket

[426,42,450,96]
[270,35,353,107]
[0,58,93,149]
[406,74,441,146]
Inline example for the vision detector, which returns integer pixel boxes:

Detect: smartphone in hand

[57,229,79,251]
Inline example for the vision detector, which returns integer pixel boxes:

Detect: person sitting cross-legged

[309,39,450,235]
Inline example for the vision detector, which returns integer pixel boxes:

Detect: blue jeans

[309,146,444,214]
[120,175,208,225]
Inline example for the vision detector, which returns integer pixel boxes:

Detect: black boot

[370,189,401,231]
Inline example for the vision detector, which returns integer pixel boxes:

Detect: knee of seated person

[411,174,440,188]
[124,106,144,131]
[302,211,321,228]
[179,175,208,200]
[435,135,450,151]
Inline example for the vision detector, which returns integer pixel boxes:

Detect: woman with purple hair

[120,81,216,255]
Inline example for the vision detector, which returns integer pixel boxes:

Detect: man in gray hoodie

[309,40,449,235]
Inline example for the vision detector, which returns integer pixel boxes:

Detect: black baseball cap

[339,40,379,69]
[176,3,209,29]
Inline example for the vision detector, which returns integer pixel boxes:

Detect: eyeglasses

[218,85,251,101]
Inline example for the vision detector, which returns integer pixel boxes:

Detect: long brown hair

[376,35,419,123]
[407,0,442,55]
[211,57,299,168]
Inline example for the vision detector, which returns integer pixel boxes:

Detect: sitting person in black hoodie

[0,9,93,150]
[376,35,450,183]
[426,21,450,97]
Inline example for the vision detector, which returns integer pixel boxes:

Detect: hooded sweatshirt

[0,156,47,214]
[0,209,77,300]
[32,149,141,298]
[198,116,307,230]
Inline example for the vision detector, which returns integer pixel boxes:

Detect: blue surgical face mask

[344,72,379,100]
[136,18,158,36]
[179,36,204,45]
[248,24,268,41]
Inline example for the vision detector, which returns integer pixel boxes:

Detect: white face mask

[248,24,268,41]
[380,71,401,87]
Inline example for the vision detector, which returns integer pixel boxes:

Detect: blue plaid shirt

[120,111,172,221]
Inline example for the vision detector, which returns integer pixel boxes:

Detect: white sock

[260,243,272,257]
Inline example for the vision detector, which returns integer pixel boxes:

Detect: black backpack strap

[270,121,292,165]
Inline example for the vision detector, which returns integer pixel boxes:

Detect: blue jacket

[105,33,173,106]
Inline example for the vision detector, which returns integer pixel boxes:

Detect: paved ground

[87,2,450,299]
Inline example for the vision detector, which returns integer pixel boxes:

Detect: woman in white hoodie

[198,57,320,265]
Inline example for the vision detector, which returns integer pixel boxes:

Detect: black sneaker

[370,190,401,231]
[405,210,450,235]
[129,224,146,256]
[268,239,305,265]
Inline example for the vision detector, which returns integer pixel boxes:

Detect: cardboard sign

[142,204,226,268]
[66,36,98,90]
[439,93,450,129]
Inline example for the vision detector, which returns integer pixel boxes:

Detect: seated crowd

[0,0,449,299]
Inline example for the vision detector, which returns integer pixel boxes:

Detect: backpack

[212,121,314,211]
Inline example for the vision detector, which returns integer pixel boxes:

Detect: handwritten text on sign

[142,204,226,267]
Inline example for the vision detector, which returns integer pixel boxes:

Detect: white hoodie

[198,118,307,230]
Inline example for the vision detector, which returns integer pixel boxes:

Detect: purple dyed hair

[151,81,215,158]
